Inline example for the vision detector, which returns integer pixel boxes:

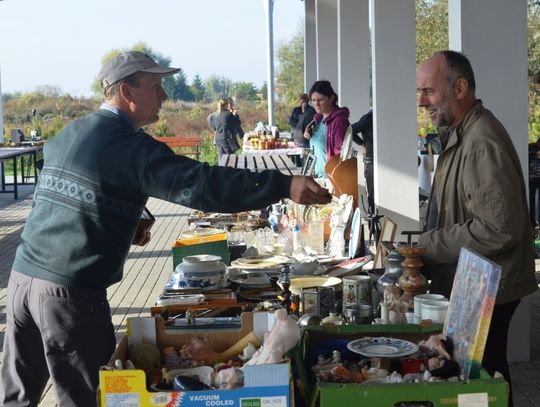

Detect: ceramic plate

[317,255,349,266]
[325,255,372,278]
[279,276,342,295]
[347,337,419,358]
[234,255,290,266]
[348,207,362,259]
[226,268,272,288]
[231,255,290,271]
[182,254,222,264]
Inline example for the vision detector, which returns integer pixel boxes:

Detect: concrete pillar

[448,0,530,362]
[370,0,419,233]
[315,0,338,87]
[304,0,317,92]
[337,0,370,120]
[262,0,275,126]
[0,63,3,142]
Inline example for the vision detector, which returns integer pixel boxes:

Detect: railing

[154,136,201,161]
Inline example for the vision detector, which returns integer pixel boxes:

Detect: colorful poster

[443,247,501,379]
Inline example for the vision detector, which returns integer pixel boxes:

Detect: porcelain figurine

[244,308,301,365]
[382,284,408,324]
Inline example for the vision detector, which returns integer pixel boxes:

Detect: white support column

[337,0,370,120]
[0,62,3,141]
[449,0,530,362]
[370,0,419,233]
[315,0,338,87]
[304,0,317,92]
[262,0,275,126]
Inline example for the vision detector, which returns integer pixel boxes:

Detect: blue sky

[0,0,304,97]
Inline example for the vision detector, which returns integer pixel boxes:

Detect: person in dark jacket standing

[417,50,536,407]
[210,98,241,158]
[228,97,244,141]
[0,51,332,407]
[291,94,316,148]
[351,109,374,214]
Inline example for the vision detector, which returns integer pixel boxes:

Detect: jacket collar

[314,106,350,124]
[439,99,483,151]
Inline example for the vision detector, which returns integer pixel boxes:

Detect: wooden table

[0,146,43,199]
[218,153,300,176]
[242,146,306,157]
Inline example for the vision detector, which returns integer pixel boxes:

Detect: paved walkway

[0,185,538,406]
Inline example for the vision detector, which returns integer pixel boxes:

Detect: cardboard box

[99,313,293,407]
[291,324,508,407]
[173,232,231,268]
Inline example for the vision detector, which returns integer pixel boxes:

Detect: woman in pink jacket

[303,80,350,178]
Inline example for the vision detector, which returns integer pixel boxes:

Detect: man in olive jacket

[417,50,537,407]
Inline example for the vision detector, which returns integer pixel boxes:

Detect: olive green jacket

[418,100,537,304]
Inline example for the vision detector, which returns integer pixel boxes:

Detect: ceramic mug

[342,275,372,315]
[421,300,450,324]
[413,293,447,322]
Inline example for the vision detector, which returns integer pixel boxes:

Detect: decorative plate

[326,255,372,278]
[234,255,289,266]
[226,268,272,288]
[348,207,362,259]
[347,337,419,358]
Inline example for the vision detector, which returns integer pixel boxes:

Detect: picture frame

[301,152,317,177]
[373,216,398,269]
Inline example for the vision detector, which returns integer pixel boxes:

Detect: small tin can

[301,287,335,318]
[342,275,372,319]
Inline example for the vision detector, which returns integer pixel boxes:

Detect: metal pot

[376,249,405,294]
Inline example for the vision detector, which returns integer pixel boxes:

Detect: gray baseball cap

[99,51,180,89]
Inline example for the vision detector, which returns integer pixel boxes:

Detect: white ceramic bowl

[174,261,227,290]
[421,300,450,324]
[413,293,447,320]
[180,255,223,273]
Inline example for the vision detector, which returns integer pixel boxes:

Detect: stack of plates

[230,255,290,275]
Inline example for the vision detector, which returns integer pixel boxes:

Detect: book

[443,247,501,379]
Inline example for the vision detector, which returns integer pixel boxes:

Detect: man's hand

[289,176,332,205]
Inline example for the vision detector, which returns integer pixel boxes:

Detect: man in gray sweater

[0,51,331,406]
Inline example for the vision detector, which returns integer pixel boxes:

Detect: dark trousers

[1,271,116,407]
[482,299,520,407]
[364,160,374,214]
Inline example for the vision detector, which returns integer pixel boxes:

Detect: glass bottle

[307,211,325,255]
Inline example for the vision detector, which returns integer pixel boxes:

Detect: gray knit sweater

[13,110,291,289]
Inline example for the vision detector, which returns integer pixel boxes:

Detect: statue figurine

[383,284,409,324]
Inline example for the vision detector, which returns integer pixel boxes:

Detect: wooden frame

[373,216,398,269]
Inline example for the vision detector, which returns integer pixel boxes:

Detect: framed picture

[373,216,398,269]
[301,152,317,177]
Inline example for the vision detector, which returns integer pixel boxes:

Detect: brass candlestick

[397,244,428,306]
